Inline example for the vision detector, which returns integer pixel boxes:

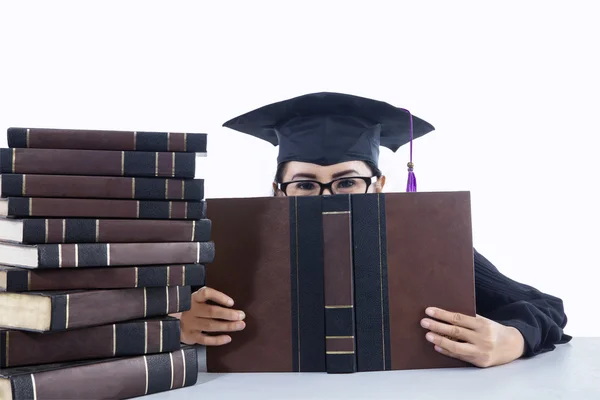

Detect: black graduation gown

[473,249,571,357]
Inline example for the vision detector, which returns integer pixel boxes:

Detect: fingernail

[426,308,435,317]
[420,320,430,328]
[227,299,234,307]
[236,322,246,330]
[434,345,442,352]
[426,333,435,342]
[238,311,245,320]
[225,336,232,343]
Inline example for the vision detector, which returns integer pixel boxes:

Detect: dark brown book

[0,197,206,220]
[7,127,207,153]
[0,286,191,332]
[0,217,211,244]
[0,241,215,269]
[204,192,475,373]
[0,148,196,178]
[0,316,180,368]
[0,264,205,292]
[0,345,198,400]
[0,173,204,201]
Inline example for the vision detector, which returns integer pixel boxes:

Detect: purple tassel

[406,162,417,192]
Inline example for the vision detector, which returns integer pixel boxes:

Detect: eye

[337,179,357,188]
[294,181,317,191]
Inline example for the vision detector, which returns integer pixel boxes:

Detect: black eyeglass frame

[277,176,377,196]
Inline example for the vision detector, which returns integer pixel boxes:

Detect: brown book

[0,197,206,220]
[0,316,180,368]
[0,241,215,269]
[205,192,475,373]
[0,217,211,244]
[0,264,205,292]
[0,148,196,178]
[0,345,198,400]
[0,286,191,332]
[7,127,207,153]
[0,173,204,201]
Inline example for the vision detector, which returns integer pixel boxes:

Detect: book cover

[0,345,198,399]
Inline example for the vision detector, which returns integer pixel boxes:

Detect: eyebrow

[291,169,360,181]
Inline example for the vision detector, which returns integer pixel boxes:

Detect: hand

[420,307,525,368]
[175,287,246,346]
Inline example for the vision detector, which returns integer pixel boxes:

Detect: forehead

[283,161,372,180]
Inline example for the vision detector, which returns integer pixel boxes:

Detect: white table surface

[142,337,600,400]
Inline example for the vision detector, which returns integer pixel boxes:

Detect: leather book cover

[7,127,207,153]
[351,192,475,371]
[0,148,196,178]
[205,196,326,372]
[0,264,205,292]
[0,286,191,332]
[0,316,181,368]
[1,197,206,220]
[0,241,215,269]
[0,345,198,399]
[204,192,475,373]
[0,173,204,201]
[0,217,211,244]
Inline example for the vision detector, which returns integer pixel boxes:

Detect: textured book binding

[351,193,392,371]
[322,195,357,373]
[0,218,211,244]
[0,148,196,178]
[1,197,206,220]
[0,264,205,292]
[290,196,326,372]
[7,127,207,153]
[0,286,192,332]
[0,174,205,201]
[0,241,215,269]
[0,345,198,400]
[0,316,181,368]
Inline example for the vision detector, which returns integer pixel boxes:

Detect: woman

[176,92,571,369]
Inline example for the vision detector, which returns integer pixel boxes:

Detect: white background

[0,0,598,336]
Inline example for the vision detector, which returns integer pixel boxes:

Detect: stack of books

[0,127,214,399]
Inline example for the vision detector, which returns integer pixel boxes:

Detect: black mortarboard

[222,92,435,191]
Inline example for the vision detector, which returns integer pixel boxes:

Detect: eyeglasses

[277,176,377,196]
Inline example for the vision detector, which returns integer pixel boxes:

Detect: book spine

[322,195,357,374]
[7,197,206,220]
[21,218,211,244]
[7,127,207,153]
[351,193,391,371]
[48,286,191,331]
[8,346,198,399]
[1,174,204,201]
[289,196,326,372]
[36,242,215,268]
[0,148,196,178]
[1,318,180,368]
[2,264,205,292]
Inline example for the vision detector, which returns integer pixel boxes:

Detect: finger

[193,287,234,307]
[433,345,468,361]
[184,331,233,346]
[420,318,476,343]
[425,332,477,357]
[200,304,245,321]
[425,307,479,330]
[199,318,246,333]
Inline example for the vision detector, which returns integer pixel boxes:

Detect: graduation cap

[222,92,435,192]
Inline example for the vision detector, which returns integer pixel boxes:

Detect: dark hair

[273,160,383,195]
